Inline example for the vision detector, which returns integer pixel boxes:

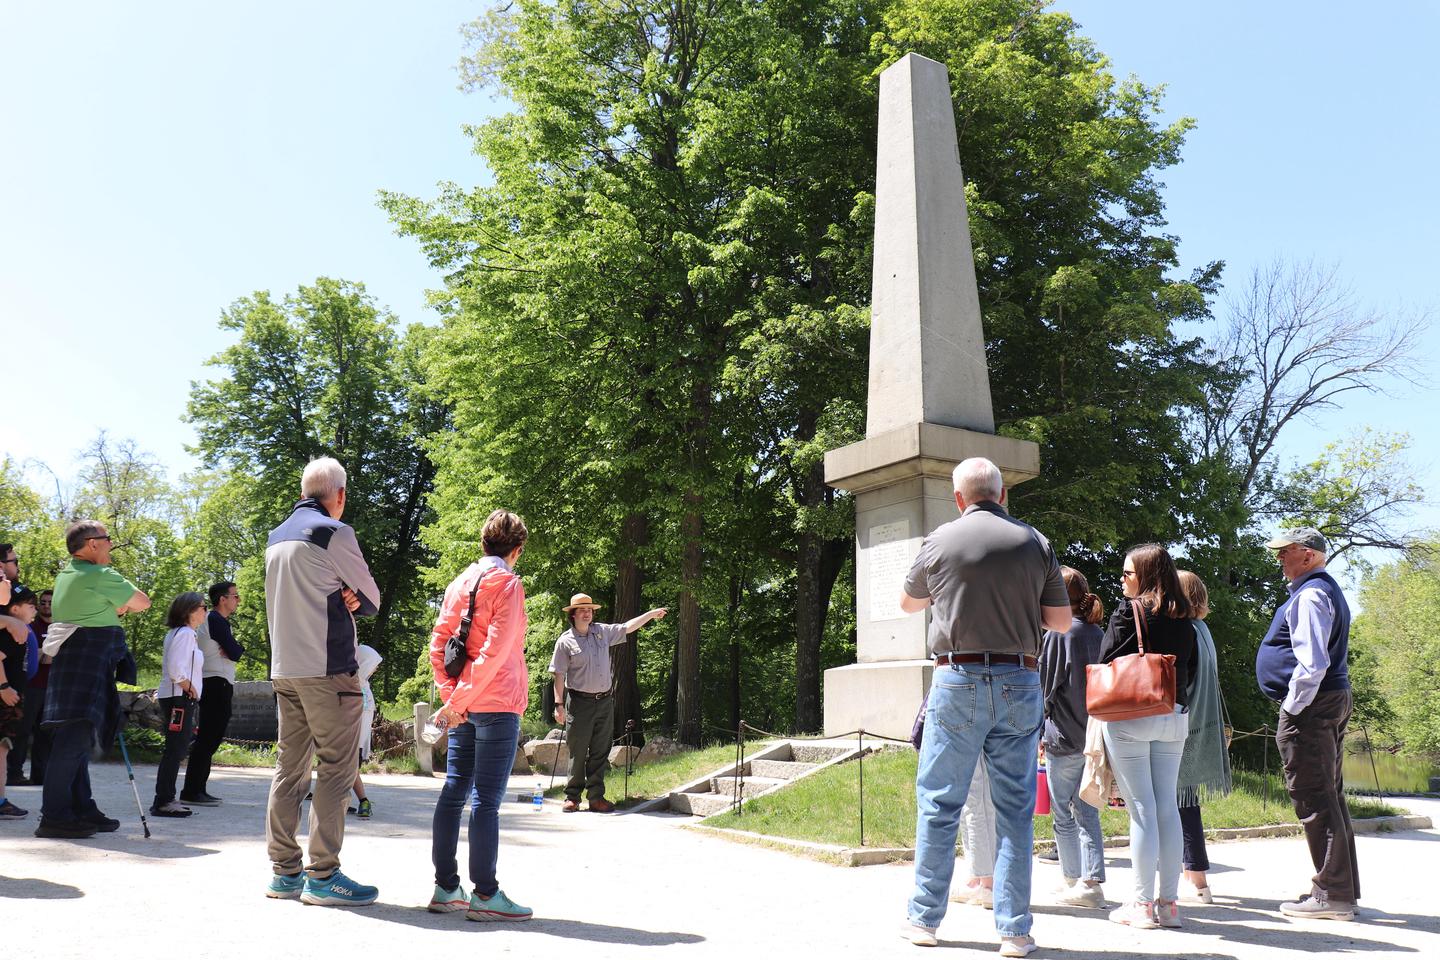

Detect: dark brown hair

[166,591,207,629]
[1176,570,1210,620]
[481,509,529,558]
[1060,566,1104,625]
[1126,543,1191,620]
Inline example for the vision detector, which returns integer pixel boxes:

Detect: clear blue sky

[2,1,1435,555]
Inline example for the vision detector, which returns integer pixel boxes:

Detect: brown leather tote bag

[1085,598,1177,721]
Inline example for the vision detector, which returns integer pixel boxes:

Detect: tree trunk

[610,510,648,744]
[728,575,742,735]
[794,528,822,733]
[676,492,704,746]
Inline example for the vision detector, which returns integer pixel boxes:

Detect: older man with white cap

[1257,526,1359,921]
[548,594,666,812]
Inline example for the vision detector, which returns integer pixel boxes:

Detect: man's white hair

[952,457,1003,503]
[301,457,347,501]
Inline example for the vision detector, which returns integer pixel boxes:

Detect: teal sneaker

[357,798,373,819]
[428,882,469,913]
[301,870,378,906]
[466,888,533,922]
[266,872,305,900]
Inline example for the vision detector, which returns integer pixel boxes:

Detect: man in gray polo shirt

[900,457,1071,956]
[549,593,666,813]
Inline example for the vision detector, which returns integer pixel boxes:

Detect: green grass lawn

[704,747,1402,849]
[540,740,777,807]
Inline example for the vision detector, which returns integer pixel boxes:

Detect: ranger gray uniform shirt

[548,622,627,694]
[903,500,1068,658]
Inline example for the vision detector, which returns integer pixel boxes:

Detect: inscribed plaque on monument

[867,520,912,622]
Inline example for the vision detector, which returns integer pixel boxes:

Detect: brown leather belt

[568,689,612,701]
[935,652,1039,671]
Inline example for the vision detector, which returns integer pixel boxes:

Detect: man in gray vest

[1257,527,1358,921]
[181,581,242,806]
[549,594,666,813]
[900,458,1071,956]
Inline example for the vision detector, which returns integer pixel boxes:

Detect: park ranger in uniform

[548,593,666,813]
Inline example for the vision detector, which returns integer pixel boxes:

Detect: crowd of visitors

[900,457,1360,955]
[0,453,1363,952]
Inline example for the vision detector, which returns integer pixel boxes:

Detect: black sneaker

[82,809,121,832]
[0,800,28,818]
[180,792,222,807]
[150,800,192,818]
[34,818,98,839]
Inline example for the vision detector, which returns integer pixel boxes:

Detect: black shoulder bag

[443,575,485,679]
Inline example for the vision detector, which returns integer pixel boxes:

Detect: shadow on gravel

[366,906,705,945]
[0,876,84,899]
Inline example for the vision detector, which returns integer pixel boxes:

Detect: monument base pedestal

[822,659,933,741]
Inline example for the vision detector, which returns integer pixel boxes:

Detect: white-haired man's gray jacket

[265,497,380,678]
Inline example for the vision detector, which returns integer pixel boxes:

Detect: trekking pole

[623,720,635,802]
[116,730,151,839]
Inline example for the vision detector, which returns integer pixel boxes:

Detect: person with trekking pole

[425,509,533,922]
[548,594,666,813]
[37,520,145,839]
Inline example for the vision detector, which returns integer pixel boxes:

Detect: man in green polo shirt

[39,520,148,839]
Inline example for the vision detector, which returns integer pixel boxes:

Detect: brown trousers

[1276,688,1360,903]
[266,673,363,878]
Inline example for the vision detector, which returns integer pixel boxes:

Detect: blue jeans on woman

[1102,707,1189,903]
[1046,749,1106,883]
[909,662,1043,936]
[431,711,520,897]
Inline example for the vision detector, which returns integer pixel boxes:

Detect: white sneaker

[902,922,938,946]
[1109,900,1159,929]
[1055,881,1104,908]
[998,935,1036,957]
[950,882,994,908]
[1184,883,1213,904]
[1154,899,1182,927]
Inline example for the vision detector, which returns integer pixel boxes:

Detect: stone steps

[709,775,787,799]
[669,791,741,817]
[748,758,817,780]
[653,740,869,819]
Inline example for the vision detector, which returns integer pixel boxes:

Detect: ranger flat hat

[1265,527,1329,553]
[563,592,603,612]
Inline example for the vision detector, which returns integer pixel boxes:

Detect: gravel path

[2,764,1436,958]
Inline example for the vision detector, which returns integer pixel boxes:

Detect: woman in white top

[152,592,206,817]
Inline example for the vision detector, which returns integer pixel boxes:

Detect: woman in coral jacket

[425,509,532,923]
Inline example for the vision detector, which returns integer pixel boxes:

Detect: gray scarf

[1177,619,1232,804]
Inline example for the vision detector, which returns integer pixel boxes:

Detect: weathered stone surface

[524,738,570,775]
[636,735,690,766]
[512,743,532,776]
[545,727,565,741]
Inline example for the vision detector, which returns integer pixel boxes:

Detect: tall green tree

[186,278,443,696]
[389,0,1233,740]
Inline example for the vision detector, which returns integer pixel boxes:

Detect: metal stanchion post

[859,729,866,848]
[1262,724,1270,810]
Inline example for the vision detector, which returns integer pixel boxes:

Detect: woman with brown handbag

[1098,544,1197,930]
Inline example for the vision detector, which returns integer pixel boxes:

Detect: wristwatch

[0,682,12,691]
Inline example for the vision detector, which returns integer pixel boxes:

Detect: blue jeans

[40,719,99,823]
[431,711,520,897]
[1046,750,1105,883]
[1102,708,1188,902]
[909,663,1043,936]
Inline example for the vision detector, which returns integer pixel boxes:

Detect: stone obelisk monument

[822,53,1041,739]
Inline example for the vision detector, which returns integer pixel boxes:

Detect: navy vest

[1255,569,1350,703]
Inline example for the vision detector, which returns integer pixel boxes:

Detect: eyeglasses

[1121,570,1136,579]
[86,535,112,543]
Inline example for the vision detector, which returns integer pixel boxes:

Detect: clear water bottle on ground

[532,781,544,810]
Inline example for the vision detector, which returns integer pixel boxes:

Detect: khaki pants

[266,673,363,878]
